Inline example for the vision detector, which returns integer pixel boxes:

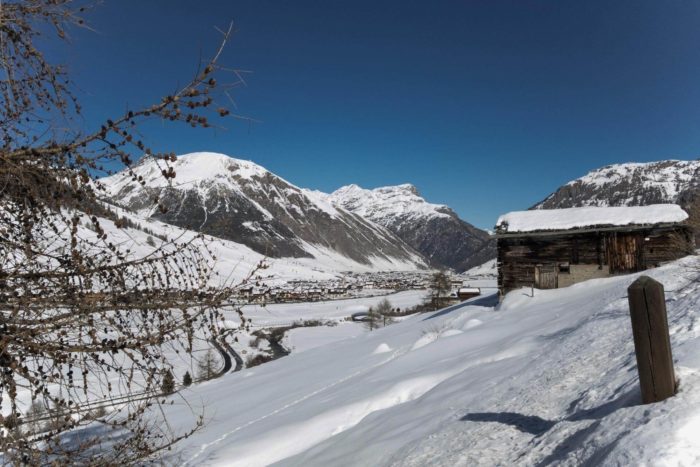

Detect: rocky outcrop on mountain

[100,153,427,268]
[533,160,700,209]
[329,184,495,272]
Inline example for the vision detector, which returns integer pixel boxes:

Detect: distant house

[306,288,323,300]
[494,204,694,297]
[457,287,481,301]
[238,285,254,298]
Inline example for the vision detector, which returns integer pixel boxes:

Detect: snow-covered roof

[495,204,688,234]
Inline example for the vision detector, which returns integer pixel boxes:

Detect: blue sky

[57,1,700,228]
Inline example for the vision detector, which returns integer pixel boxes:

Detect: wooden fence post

[627,276,676,404]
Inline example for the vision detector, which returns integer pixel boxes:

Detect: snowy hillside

[463,258,497,278]
[79,204,427,287]
[534,160,700,209]
[100,153,427,269]
[143,254,700,466]
[330,184,495,271]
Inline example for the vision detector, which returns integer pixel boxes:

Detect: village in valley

[234,269,495,305]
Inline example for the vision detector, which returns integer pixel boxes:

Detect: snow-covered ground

[283,322,366,354]
[236,289,429,327]
[462,258,497,278]
[152,254,700,466]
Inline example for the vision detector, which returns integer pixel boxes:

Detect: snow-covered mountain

[100,153,427,269]
[330,183,495,272]
[533,160,700,209]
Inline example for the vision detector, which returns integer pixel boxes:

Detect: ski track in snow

[186,348,409,465]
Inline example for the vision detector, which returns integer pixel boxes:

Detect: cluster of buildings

[234,271,436,304]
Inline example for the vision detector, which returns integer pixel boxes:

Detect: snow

[372,343,393,354]
[463,258,497,278]
[569,160,700,195]
[535,160,700,208]
[329,183,453,224]
[102,152,271,190]
[284,323,367,354]
[239,290,428,327]
[300,189,340,217]
[144,253,700,466]
[496,204,688,233]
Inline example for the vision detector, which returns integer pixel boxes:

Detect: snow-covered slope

[463,258,497,278]
[150,254,700,466]
[81,205,424,286]
[534,160,700,209]
[100,153,427,269]
[330,184,495,272]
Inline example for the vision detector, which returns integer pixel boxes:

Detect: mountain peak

[329,182,496,271]
[173,152,270,182]
[534,159,700,209]
[330,183,445,220]
[101,152,281,195]
[379,183,420,196]
[333,183,420,199]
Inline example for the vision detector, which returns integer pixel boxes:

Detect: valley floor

[143,254,700,466]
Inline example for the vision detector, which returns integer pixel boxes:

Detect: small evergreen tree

[161,370,176,395]
[183,371,193,387]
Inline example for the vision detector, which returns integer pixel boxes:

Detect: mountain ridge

[101,152,496,272]
[100,152,428,269]
[329,183,496,272]
[532,159,700,209]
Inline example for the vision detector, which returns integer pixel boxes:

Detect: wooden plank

[627,276,676,403]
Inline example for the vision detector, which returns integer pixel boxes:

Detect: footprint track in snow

[185,347,409,465]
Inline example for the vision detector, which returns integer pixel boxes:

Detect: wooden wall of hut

[497,226,694,296]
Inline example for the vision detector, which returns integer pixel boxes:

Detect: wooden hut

[494,204,694,298]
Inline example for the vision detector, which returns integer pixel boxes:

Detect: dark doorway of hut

[534,264,558,289]
[606,232,644,274]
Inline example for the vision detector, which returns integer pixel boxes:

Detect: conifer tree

[161,370,176,395]
[183,371,193,387]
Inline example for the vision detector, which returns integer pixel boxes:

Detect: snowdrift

[157,255,700,466]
